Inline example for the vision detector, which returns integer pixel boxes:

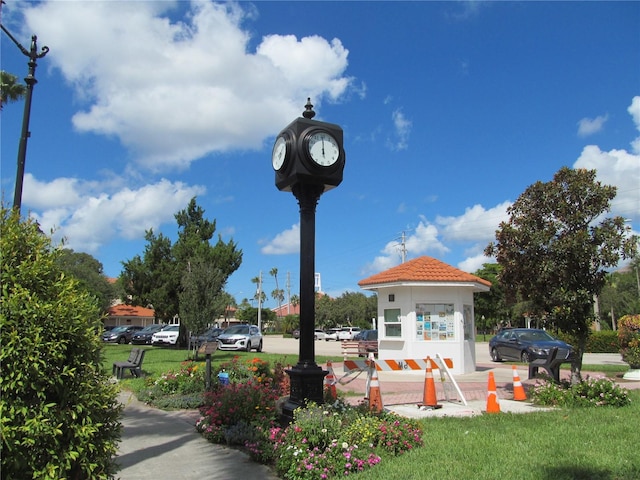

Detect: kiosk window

[384,308,402,337]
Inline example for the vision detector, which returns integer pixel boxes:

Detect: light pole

[1,18,49,213]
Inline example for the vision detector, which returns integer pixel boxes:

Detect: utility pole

[400,231,407,263]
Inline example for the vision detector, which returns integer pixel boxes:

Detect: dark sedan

[102,325,144,344]
[131,324,165,345]
[357,329,378,357]
[489,328,574,363]
[192,326,223,347]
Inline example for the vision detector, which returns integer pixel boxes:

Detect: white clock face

[308,132,340,167]
[272,136,287,170]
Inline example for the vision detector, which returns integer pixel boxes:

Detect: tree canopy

[56,249,116,313]
[485,167,637,381]
[120,198,242,339]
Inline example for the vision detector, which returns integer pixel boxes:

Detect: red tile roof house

[106,304,156,328]
[358,256,491,375]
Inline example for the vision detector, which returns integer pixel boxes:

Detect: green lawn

[351,392,640,479]
[103,344,640,480]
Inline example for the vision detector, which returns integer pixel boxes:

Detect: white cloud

[22,1,354,171]
[389,109,412,151]
[364,217,449,274]
[627,96,640,154]
[25,175,205,252]
[436,201,511,242]
[577,114,608,137]
[261,223,300,255]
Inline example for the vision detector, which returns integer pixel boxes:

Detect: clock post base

[280,363,328,426]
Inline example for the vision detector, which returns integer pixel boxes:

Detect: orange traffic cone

[485,371,501,414]
[324,361,338,401]
[368,368,384,413]
[512,365,527,401]
[419,357,442,409]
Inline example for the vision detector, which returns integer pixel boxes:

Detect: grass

[350,392,640,479]
[104,344,639,479]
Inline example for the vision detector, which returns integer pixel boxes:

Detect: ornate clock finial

[302,97,316,119]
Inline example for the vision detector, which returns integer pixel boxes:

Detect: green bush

[530,376,630,408]
[1,208,122,479]
[554,330,620,353]
[587,331,620,353]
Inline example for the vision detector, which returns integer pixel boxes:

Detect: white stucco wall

[373,285,478,374]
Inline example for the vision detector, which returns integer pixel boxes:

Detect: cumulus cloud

[261,223,300,255]
[436,201,511,243]
[24,174,205,252]
[577,114,608,137]
[573,97,640,223]
[364,217,449,274]
[22,1,354,171]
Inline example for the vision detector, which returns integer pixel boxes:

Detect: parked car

[131,324,166,345]
[325,328,341,341]
[217,325,263,352]
[292,328,326,340]
[192,326,223,347]
[489,328,574,363]
[102,325,144,344]
[357,329,378,356]
[151,324,180,346]
[338,327,361,341]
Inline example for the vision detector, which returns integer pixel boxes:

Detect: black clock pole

[280,183,327,424]
[273,99,345,425]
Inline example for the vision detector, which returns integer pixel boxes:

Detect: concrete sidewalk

[116,391,278,480]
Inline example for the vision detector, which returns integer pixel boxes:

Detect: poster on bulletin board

[416,304,455,341]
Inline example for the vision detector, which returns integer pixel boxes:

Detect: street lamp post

[1,22,49,213]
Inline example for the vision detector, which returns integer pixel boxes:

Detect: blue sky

[2,1,639,307]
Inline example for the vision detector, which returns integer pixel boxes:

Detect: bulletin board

[415,303,455,341]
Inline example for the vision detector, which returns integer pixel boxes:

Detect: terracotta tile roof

[108,304,155,317]
[358,256,491,288]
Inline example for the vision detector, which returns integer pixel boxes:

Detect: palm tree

[0,70,26,110]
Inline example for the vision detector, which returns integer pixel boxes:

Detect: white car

[338,327,361,341]
[151,324,180,346]
[314,329,327,341]
[324,328,341,341]
[217,324,263,352]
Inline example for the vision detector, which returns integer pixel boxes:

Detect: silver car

[217,325,263,352]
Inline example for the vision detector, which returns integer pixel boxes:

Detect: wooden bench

[113,348,146,379]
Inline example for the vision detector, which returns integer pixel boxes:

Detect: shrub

[531,376,630,408]
[618,314,640,367]
[1,208,122,479]
[196,379,281,443]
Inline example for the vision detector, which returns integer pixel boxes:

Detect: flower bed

[618,314,640,368]
[194,357,423,479]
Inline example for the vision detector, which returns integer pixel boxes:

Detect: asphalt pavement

[115,338,635,479]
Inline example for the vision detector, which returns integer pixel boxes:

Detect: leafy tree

[179,255,226,337]
[0,70,26,109]
[1,207,121,479]
[599,257,640,328]
[485,167,638,382]
[120,198,242,344]
[56,249,116,313]
[473,263,510,333]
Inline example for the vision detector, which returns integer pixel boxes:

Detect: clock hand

[321,138,325,156]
